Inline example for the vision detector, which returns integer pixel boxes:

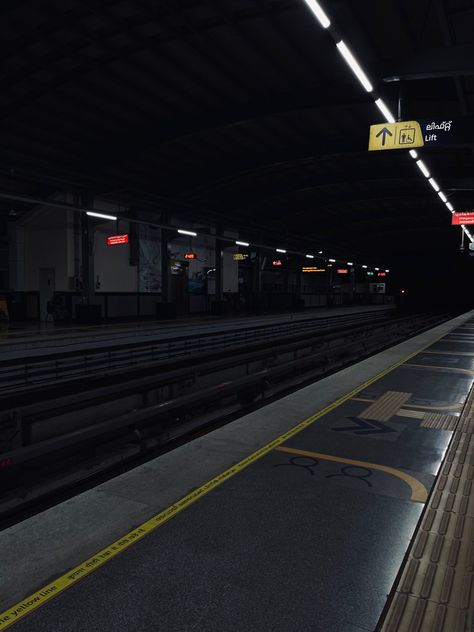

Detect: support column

[215,235,223,301]
[161,227,169,304]
[80,212,94,305]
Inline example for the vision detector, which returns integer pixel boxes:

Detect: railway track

[0,309,451,523]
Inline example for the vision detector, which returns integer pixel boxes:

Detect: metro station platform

[1,311,473,632]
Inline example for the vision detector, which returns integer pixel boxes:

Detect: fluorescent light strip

[416,160,430,178]
[177,229,197,237]
[374,98,395,123]
[328,258,336,263]
[385,269,390,272]
[276,248,287,253]
[409,150,418,159]
[362,265,367,269]
[446,202,454,212]
[305,254,315,259]
[301,0,331,28]
[347,262,353,266]
[235,240,249,247]
[336,40,373,92]
[438,191,448,203]
[375,267,380,271]
[428,178,440,192]
[318,250,323,254]
[86,211,117,221]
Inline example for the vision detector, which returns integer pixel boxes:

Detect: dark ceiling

[0,0,473,266]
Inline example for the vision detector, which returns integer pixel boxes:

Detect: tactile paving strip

[360,391,412,421]
[380,387,474,632]
[422,413,459,431]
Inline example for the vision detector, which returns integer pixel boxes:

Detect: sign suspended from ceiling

[107,234,129,246]
[369,118,471,152]
[452,212,474,225]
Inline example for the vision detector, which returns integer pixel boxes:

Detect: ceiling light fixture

[177,229,197,237]
[336,40,373,92]
[374,98,395,123]
[301,0,331,28]
[276,248,287,253]
[428,178,440,192]
[438,191,448,203]
[235,240,249,247]
[416,160,430,178]
[86,211,117,221]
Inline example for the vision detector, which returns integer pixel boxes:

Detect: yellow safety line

[274,446,428,503]
[351,397,463,411]
[0,328,455,630]
[403,363,474,375]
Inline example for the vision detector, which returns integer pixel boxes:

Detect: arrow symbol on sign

[375,127,393,146]
[332,417,396,435]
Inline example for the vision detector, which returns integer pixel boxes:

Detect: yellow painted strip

[0,329,453,630]
[274,446,428,503]
[403,363,474,375]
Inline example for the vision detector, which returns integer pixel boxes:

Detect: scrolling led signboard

[107,234,129,246]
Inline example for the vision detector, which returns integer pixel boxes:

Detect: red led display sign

[337,268,349,274]
[377,272,387,277]
[184,253,197,260]
[107,234,129,246]
[452,212,474,225]
[272,260,283,266]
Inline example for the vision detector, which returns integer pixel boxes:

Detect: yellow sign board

[368,121,424,151]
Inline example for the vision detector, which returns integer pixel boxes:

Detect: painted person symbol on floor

[327,465,373,488]
[273,455,319,476]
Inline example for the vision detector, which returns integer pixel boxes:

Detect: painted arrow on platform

[332,417,396,435]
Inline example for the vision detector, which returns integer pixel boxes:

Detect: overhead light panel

[276,248,287,253]
[86,211,117,221]
[235,240,249,247]
[347,262,353,266]
[336,40,373,92]
[438,191,448,203]
[446,202,454,212]
[301,0,331,28]
[328,258,336,263]
[416,160,430,178]
[362,265,368,269]
[374,98,395,123]
[177,229,197,237]
[318,250,323,254]
[409,150,418,159]
[428,178,440,192]
[385,269,390,273]
[375,267,380,271]
[305,254,315,259]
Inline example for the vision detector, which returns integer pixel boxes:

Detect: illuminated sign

[452,212,474,225]
[107,234,129,246]
[233,253,249,261]
[302,267,326,273]
[369,121,423,151]
[377,272,387,277]
[184,253,197,260]
[272,260,283,267]
[337,269,349,274]
[367,271,375,276]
